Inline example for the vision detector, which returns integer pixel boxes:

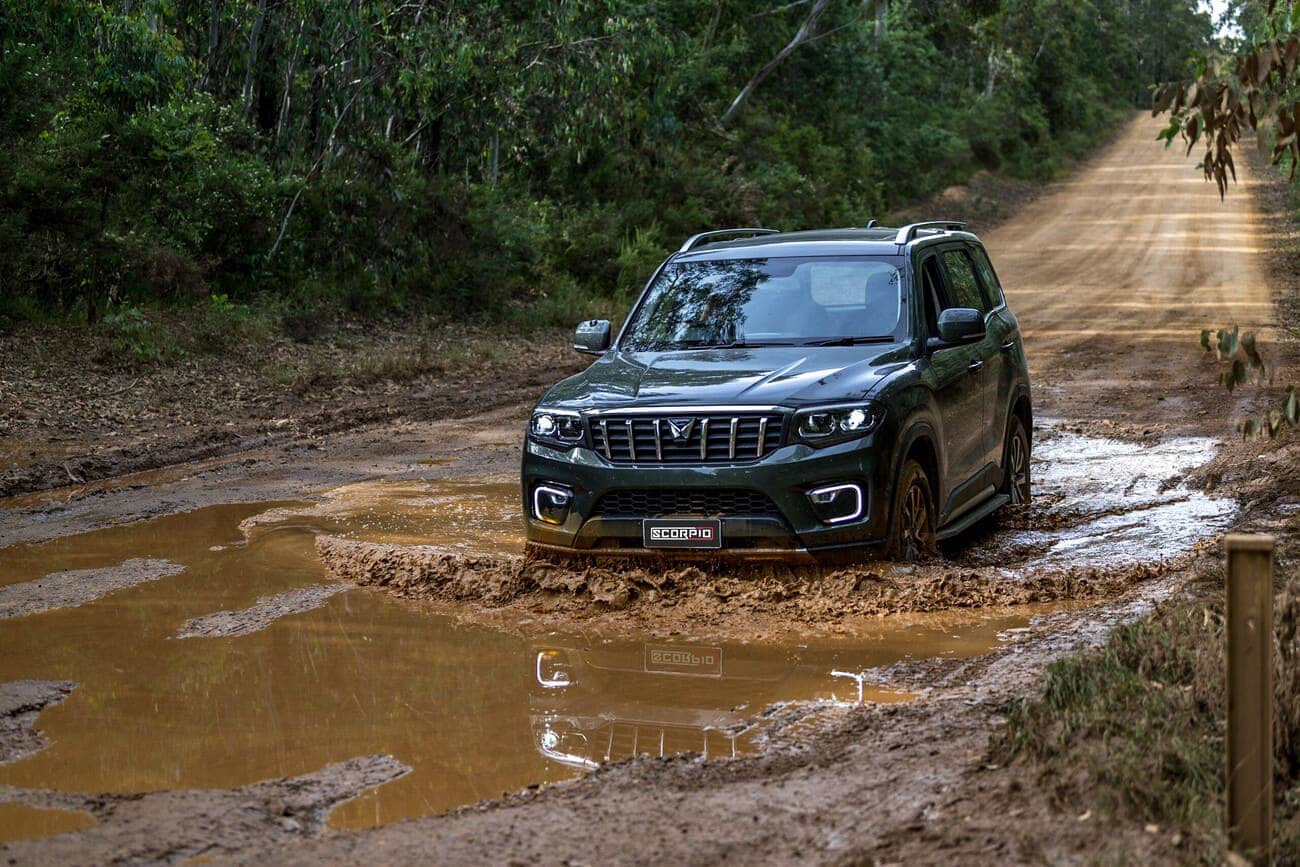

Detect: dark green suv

[521,223,1032,561]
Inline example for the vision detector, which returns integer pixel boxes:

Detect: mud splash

[310,425,1232,629]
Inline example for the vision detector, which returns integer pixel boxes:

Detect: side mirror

[935,308,984,345]
[573,319,611,355]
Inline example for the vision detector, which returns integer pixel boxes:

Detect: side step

[936,494,1010,542]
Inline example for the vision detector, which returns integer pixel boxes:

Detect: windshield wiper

[803,336,894,346]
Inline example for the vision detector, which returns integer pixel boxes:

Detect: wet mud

[0,681,74,765]
[0,559,184,620]
[310,424,1233,637]
[0,755,408,864]
[177,583,351,639]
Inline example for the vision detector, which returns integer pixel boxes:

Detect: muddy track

[0,114,1291,864]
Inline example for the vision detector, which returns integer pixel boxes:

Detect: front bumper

[521,434,891,558]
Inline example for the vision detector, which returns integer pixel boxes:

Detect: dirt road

[0,114,1290,865]
[987,115,1276,432]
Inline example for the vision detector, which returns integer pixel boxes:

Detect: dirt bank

[0,325,584,501]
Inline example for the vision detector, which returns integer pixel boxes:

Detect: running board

[936,494,1010,541]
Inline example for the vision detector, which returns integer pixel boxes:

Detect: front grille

[593,489,782,519]
[589,413,784,463]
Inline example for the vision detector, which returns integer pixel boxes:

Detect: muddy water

[0,495,1039,841]
[0,803,95,844]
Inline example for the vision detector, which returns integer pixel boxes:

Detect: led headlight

[793,403,884,447]
[529,409,585,447]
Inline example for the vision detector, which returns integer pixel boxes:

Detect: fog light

[807,483,863,524]
[533,484,572,525]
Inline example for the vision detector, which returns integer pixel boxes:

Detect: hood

[541,344,910,410]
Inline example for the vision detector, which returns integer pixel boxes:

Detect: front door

[918,253,988,518]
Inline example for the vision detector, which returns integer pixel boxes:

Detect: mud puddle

[0,802,94,844]
[0,498,1046,843]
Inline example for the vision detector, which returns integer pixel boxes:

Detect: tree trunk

[241,0,269,120]
[875,0,887,40]
[717,0,833,129]
[204,0,221,90]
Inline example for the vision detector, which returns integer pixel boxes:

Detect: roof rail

[677,228,779,253]
[894,221,966,245]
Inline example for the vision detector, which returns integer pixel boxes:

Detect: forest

[0,0,1214,333]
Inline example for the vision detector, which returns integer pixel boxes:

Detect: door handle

[968,359,984,373]
[1000,340,1016,352]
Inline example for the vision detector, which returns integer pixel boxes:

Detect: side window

[969,246,1005,309]
[918,255,945,336]
[940,250,987,313]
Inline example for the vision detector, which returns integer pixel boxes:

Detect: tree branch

[717,0,834,129]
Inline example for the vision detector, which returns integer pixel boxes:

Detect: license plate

[642,518,722,549]
[645,644,723,676]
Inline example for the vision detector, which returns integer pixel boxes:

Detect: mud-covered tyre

[886,459,937,561]
[1002,416,1032,505]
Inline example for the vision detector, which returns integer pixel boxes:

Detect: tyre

[1002,415,1032,505]
[886,458,937,561]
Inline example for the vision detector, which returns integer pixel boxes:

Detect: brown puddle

[0,802,95,844]
[0,486,1050,840]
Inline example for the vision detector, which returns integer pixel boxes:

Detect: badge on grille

[666,418,695,443]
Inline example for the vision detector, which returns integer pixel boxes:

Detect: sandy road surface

[986,113,1274,431]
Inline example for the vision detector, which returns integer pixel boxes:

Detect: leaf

[1200,329,1213,351]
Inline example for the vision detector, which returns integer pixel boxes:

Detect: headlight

[792,403,884,447]
[529,409,585,447]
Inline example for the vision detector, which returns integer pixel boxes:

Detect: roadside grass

[996,542,1300,862]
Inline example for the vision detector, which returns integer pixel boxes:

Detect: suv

[521,223,1032,561]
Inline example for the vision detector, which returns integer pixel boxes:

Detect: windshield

[619,256,906,351]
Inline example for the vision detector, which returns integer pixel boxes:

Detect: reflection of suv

[522,223,1032,560]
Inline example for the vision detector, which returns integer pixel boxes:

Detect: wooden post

[1226,533,1275,864]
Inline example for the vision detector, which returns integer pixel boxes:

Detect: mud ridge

[0,681,75,765]
[316,534,1191,624]
[0,559,184,620]
[177,583,351,639]
[0,755,410,866]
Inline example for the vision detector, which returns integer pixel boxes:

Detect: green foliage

[0,0,1215,336]
[1198,324,1296,438]
[101,304,184,364]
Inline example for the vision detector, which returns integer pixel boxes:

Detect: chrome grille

[589,413,783,463]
